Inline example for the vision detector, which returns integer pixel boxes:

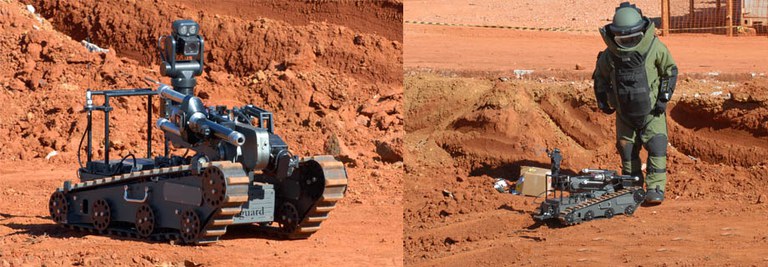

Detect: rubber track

[257,155,348,239]
[55,161,249,245]
[558,186,641,226]
[196,161,250,244]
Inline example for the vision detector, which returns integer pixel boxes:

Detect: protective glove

[652,100,667,115]
[596,92,615,114]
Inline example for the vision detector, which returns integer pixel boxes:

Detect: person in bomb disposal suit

[593,2,678,205]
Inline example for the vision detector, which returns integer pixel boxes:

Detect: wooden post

[727,0,733,36]
[716,0,721,15]
[662,0,670,36]
[690,0,695,22]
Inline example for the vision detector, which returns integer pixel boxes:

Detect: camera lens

[184,41,200,56]
[179,25,188,35]
[189,25,197,35]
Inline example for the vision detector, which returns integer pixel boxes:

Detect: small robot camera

[172,20,201,56]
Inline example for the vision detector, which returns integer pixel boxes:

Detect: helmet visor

[614,31,644,48]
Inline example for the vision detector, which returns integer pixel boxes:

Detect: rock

[575,64,585,70]
[110,139,125,150]
[353,34,365,46]
[208,71,230,86]
[758,194,767,204]
[310,92,333,110]
[324,133,342,155]
[371,111,396,130]
[253,70,267,83]
[355,115,370,126]
[279,69,295,81]
[375,137,403,163]
[324,133,354,163]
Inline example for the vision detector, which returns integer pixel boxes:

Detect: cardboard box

[519,166,552,197]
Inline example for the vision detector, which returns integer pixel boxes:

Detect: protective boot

[644,185,664,205]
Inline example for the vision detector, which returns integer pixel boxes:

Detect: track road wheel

[633,189,646,204]
[584,210,594,221]
[48,191,68,223]
[135,204,155,238]
[564,213,575,225]
[624,205,636,216]
[92,199,111,232]
[604,208,614,219]
[277,202,300,233]
[203,167,226,207]
[180,210,201,244]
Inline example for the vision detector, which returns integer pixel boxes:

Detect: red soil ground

[0,0,403,265]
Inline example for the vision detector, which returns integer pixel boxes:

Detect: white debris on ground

[44,150,58,160]
[514,69,534,79]
[26,5,43,25]
[81,40,110,53]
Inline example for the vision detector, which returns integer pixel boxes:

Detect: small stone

[757,194,766,204]
[254,70,267,82]
[575,64,585,70]
[355,115,370,126]
[375,137,403,163]
[279,69,295,81]
[353,35,365,46]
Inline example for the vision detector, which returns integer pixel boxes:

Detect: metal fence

[661,0,768,35]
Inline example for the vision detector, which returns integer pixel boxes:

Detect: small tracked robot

[47,20,347,244]
[533,149,645,225]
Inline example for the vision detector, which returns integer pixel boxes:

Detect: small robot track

[558,186,643,226]
[255,155,348,239]
[50,161,249,245]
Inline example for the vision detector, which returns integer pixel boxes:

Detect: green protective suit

[592,19,677,191]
